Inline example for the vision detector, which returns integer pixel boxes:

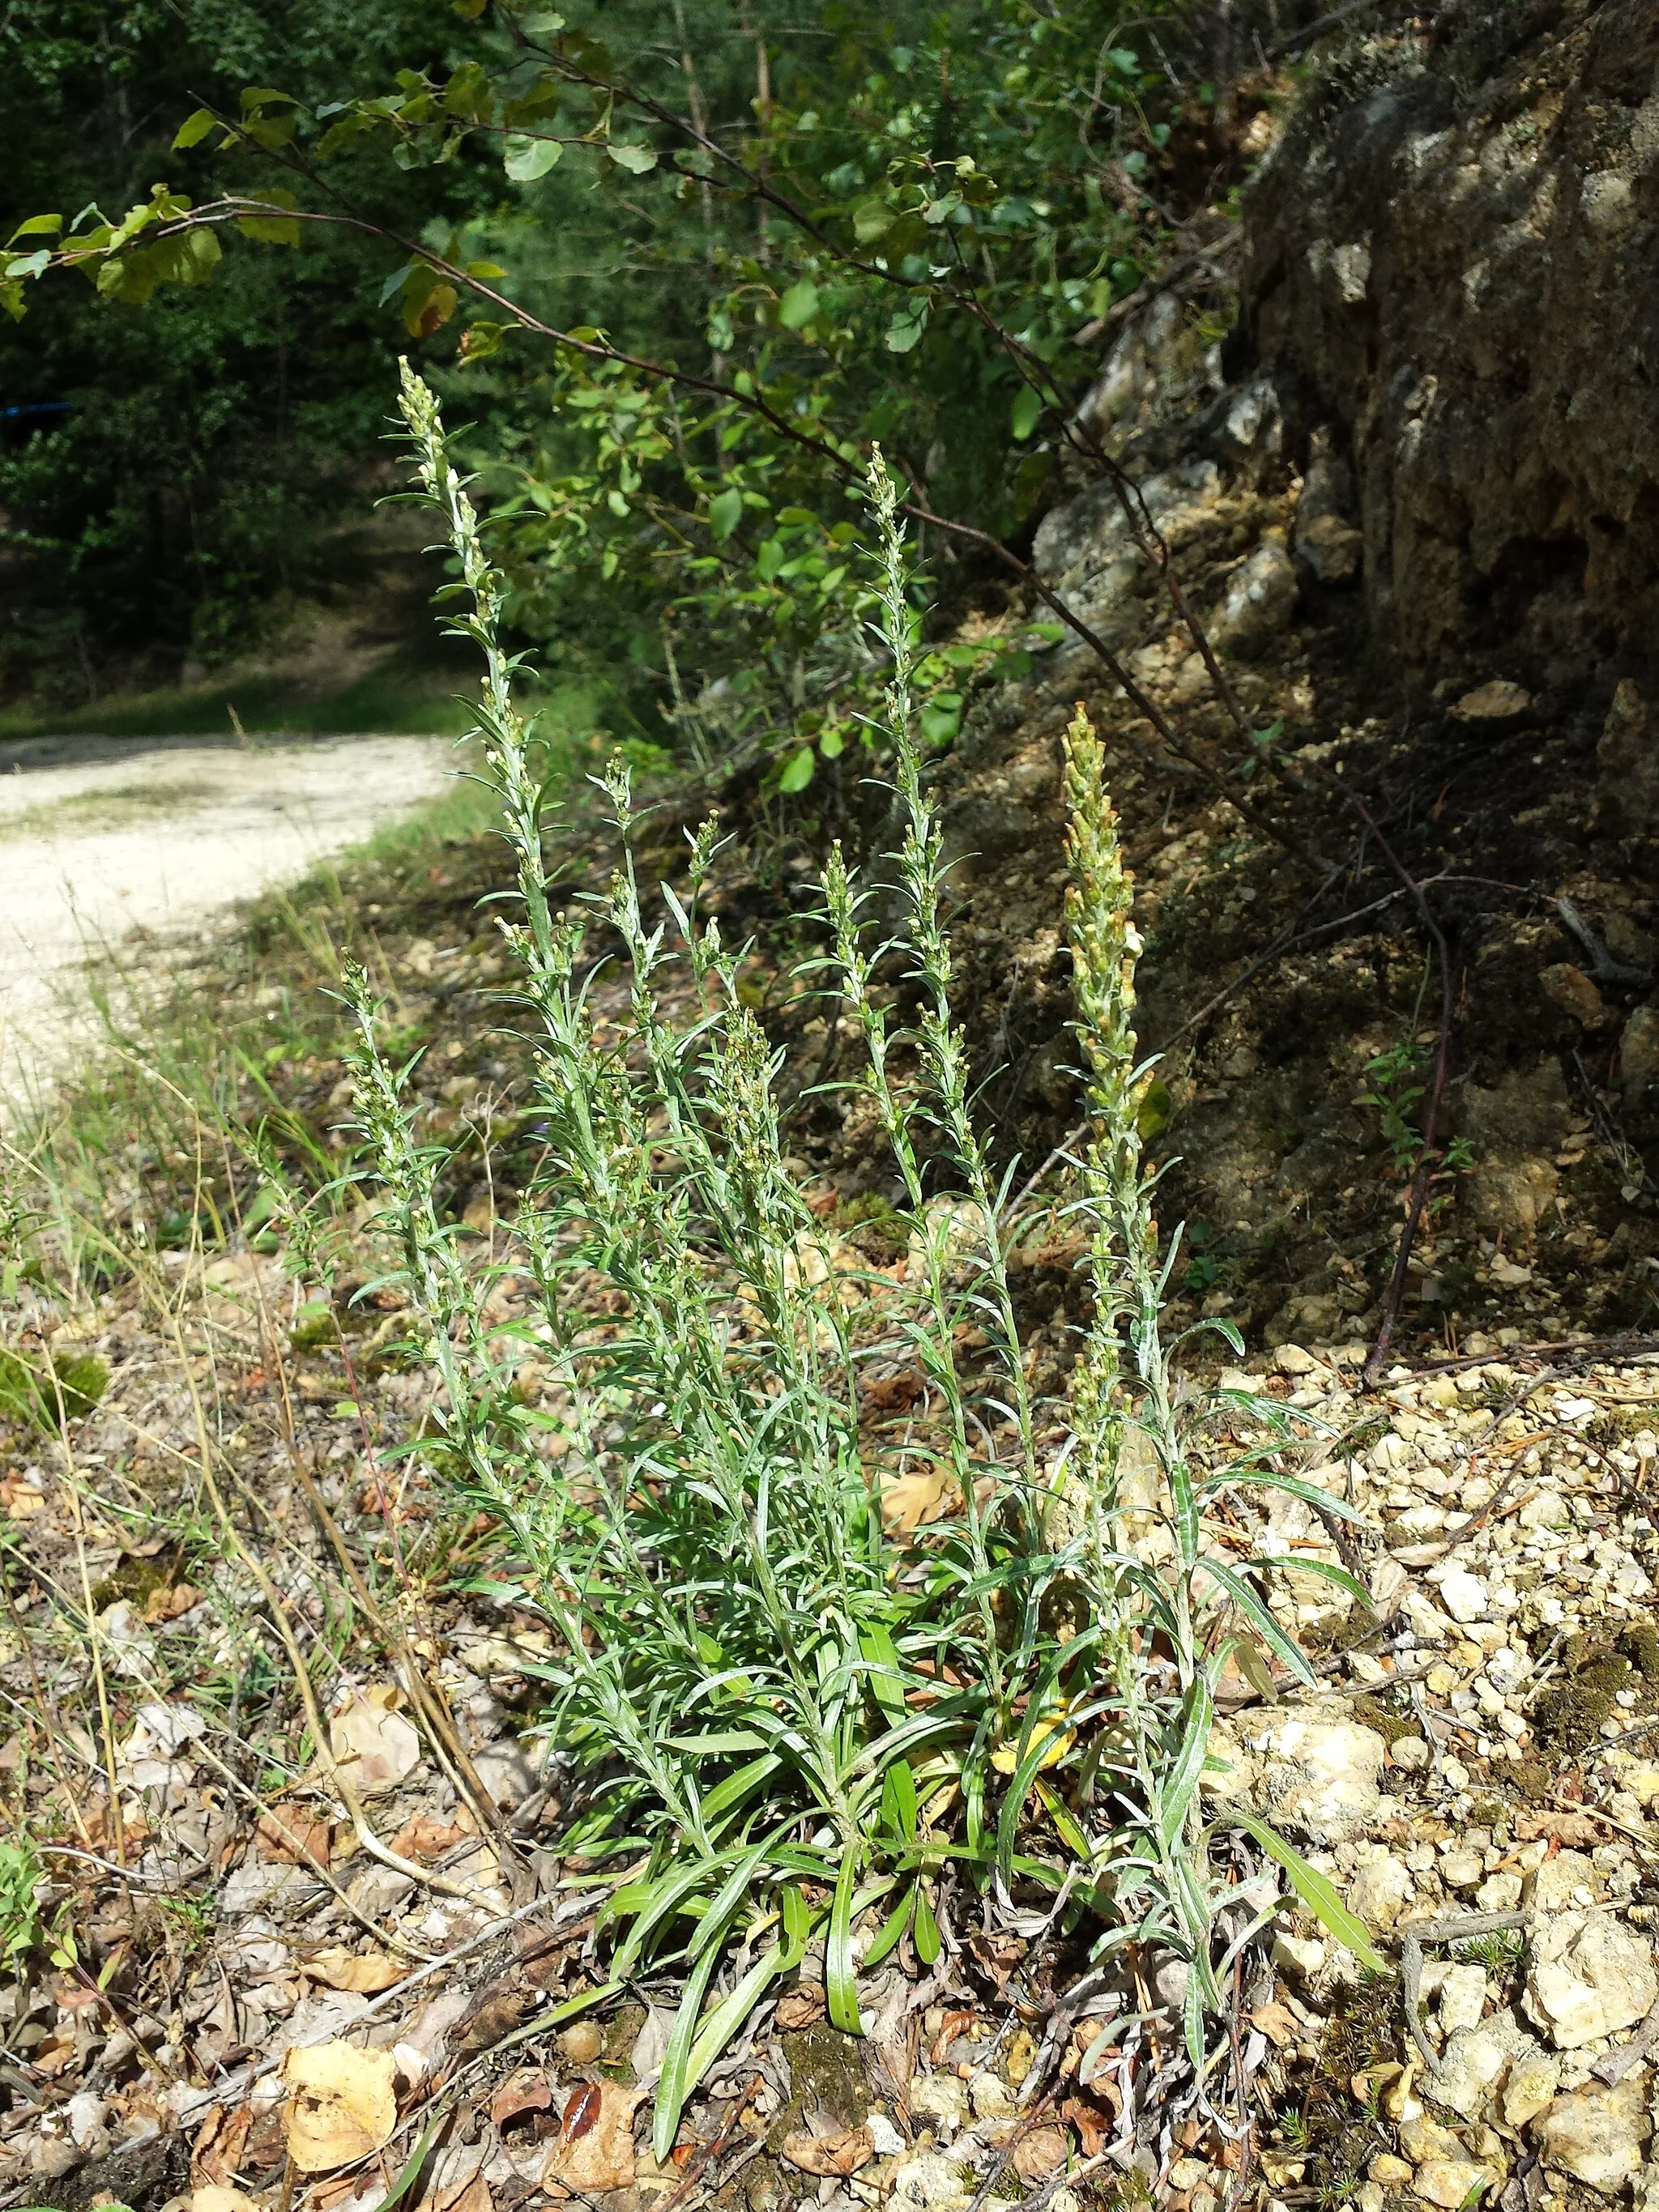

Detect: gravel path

[0,732,453,1110]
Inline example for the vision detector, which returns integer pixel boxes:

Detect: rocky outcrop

[1241,2,1659,699]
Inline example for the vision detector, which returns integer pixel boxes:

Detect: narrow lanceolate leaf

[859,1625,906,1728]
[651,1941,723,2162]
[912,1884,941,1966]
[697,1752,782,1826]
[1166,1449,1201,1570]
[1227,1809,1386,1972]
[879,1755,918,1844]
[860,1882,915,1970]
[825,1847,863,2035]
[1182,1967,1207,2072]
[680,1941,785,2116]
[1198,1557,1316,1688]
[1199,1466,1369,1522]
[1157,1678,1213,1856]
[687,1837,776,1959]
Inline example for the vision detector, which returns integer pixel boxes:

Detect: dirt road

[0,732,454,1111]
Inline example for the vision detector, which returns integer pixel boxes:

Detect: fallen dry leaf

[193,2103,254,2186]
[1061,2095,1110,2159]
[256,1809,333,1868]
[879,1466,952,1533]
[863,1369,925,1413]
[1249,2001,1299,2049]
[433,2175,493,2212]
[304,1945,406,1995]
[780,2127,876,2178]
[453,1983,534,2054]
[328,1686,421,1793]
[542,2082,643,2195]
[143,1580,202,1624]
[1012,2126,1069,2183]
[774,1986,826,2031]
[184,2189,262,2212]
[32,2032,77,2078]
[930,2009,979,2066]
[1516,1810,1603,1848]
[389,1811,471,1862]
[491,2070,557,2131]
[280,2041,398,2172]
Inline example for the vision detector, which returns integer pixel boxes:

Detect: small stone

[1501,2050,1559,2129]
[1391,1736,1431,1771]
[1620,1004,1659,1101]
[1348,1852,1414,1930]
[1295,511,1364,585]
[1438,1569,1489,1624]
[1212,539,1299,659]
[1252,1712,1386,1843]
[1412,2159,1493,2208]
[1475,1871,1523,1912]
[1169,2159,1209,2191]
[1524,1849,1597,1916]
[888,2149,973,2212]
[1525,1911,1658,2048]
[1538,2077,1652,2193]
[908,2076,970,2137]
[1437,1963,1488,2035]
[1439,1848,1484,1891]
[867,2115,906,2159]
[555,2022,604,2065]
[1369,2154,1415,2187]
[967,2072,1016,2120]
[1435,2010,1537,2120]
[1272,1931,1328,1979]
[1398,2116,1460,2164]
[1453,680,1532,721]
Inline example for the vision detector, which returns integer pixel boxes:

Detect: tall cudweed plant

[346,364,1376,2146]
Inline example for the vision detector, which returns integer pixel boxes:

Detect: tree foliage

[2,0,1247,742]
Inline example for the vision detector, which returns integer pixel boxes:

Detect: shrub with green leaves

[335,364,1374,2144]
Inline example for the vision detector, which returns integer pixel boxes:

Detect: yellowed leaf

[990,1711,1074,1776]
[305,1945,406,1994]
[280,2040,398,2172]
[328,1686,421,1793]
[542,2082,643,2195]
